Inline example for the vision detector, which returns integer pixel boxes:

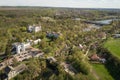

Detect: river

[86,19,120,25]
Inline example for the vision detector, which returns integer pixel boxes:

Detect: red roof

[90,54,100,61]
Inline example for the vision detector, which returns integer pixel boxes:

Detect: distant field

[92,64,114,80]
[104,38,120,59]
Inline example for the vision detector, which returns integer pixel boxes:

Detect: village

[2,21,115,80]
[1,20,120,80]
[0,7,120,80]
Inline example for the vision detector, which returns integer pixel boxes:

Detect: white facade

[28,25,41,32]
[13,43,30,54]
[12,39,41,54]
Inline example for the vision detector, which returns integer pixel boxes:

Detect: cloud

[0,0,120,8]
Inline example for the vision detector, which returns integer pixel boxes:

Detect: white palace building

[12,39,41,54]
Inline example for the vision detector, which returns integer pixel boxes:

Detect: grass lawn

[92,64,114,80]
[104,38,120,59]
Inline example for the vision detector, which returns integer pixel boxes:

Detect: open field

[92,64,114,80]
[104,38,120,59]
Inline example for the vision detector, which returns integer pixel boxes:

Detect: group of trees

[66,47,90,75]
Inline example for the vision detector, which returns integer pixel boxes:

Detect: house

[28,24,41,33]
[4,64,27,80]
[89,54,106,63]
[90,54,100,61]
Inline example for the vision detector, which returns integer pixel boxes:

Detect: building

[28,24,41,33]
[33,39,41,45]
[46,32,59,40]
[12,39,41,54]
[89,54,106,63]
[90,54,100,61]
[30,48,44,57]
[0,57,14,71]
[12,43,30,54]
[4,64,27,80]
[14,47,44,62]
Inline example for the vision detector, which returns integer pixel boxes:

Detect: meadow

[104,38,120,59]
[92,64,114,80]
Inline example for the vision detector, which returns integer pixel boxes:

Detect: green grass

[92,64,114,80]
[104,38,120,59]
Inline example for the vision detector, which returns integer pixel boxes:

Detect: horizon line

[0,6,120,9]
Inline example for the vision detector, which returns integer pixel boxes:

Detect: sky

[0,0,120,8]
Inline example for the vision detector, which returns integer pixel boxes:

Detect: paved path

[82,44,92,61]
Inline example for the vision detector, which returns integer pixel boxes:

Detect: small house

[90,54,100,61]
[89,54,106,63]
